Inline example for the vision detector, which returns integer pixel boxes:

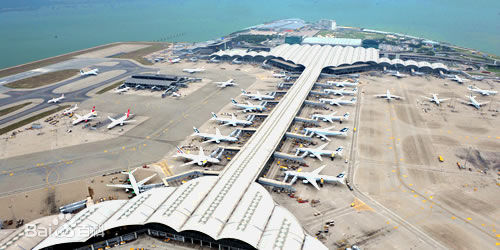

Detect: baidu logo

[25,213,103,238]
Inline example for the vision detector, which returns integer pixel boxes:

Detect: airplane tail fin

[344,112,350,120]
[211,112,217,119]
[61,94,64,98]
[80,70,84,74]
[340,128,349,133]
[176,146,184,154]
[241,89,246,94]
[193,127,200,134]
[231,98,238,104]
[126,109,130,118]
[336,146,344,155]
[91,106,95,113]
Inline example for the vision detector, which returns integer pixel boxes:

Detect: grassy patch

[112,43,169,65]
[0,102,32,117]
[96,80,124,94]
[486,66,500,77]
[0,105,69,135]
[316,30,385,40]
[5,69,79,89]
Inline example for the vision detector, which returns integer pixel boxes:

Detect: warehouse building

[123,74,186,90]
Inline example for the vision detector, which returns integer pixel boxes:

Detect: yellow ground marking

[397,138,400,141]
[451,216,456,220]
[482,224,486,227]
[104,150,108,153]
[392,170,396,172]
[386,129,390,131]
[36,163,40,166]
[40,163,44,166]
[487,136,491,138]
[467,217,472,221]
[9,173,14,176]
[496,136,500,139]
[400,158,404,161]
[388,147,392,149]
[402,190,406,192]
[420,207,425,210]
[389,136,395,139]
[409,183,413,186]
[413,194,418,197]
[143,144,147,146]
[146,136,150,139]
[393,226,398,229]
[447,130,452,134]
[429,196,433,199]
[391,118,396,120]
[492,229,496,233]
[122,146,125,150]
[465,136,469,139]
[496,234,499,238]
[496,242,499,246]
[352,198,373,212]
[422,200,427,203]
[386,221,390,224]
[411,190,415,193]
[402,174,408,178]
[429,205,433,208]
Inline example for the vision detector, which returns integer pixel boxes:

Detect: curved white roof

[213,44,448,71]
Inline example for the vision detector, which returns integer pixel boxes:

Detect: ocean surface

[0,0,499,69]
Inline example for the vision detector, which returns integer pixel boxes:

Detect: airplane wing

[215,128,222,136]
[122,120,136,123]
[306,176,321,190]
[374,94,387,98]
[108,116,116,122]
[312,152,323,161]
[106,184,132,189]
[137,174,157,186]
[316,133,331,141]
[478,102,489,106]
[181,160,199,166]
[439,98,450,102]
[316,142,329,150]
[393,95,403,100]
[312,165,326,175]
[202,138,218,144]
[421,96,432,101]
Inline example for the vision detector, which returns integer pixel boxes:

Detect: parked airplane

[174,146,220,166]
[304,127,349,141]
[450,75,468,84]
[192,127,238,143]
[261,60,272,69]
[324,87,357,96]
[169,58,181,64]
[421,94,449,106]
[467,85,497,96]
[312,112,350,123]
[374,90,403,101]
[106,168,157,194]
[411,69,426,76]
[72,106,97,125]
[172,92,181,97]
[114,86,130,93]
[231,99,267,112]
[211,112,253,127]
[295,142,344,161]
[273,72,287,78]
[182,68,205,74]
[391,71,407,78]
[241,89,275,100]
[62,104,78,115]
[319,97,357,106]
[232,58,242,64]
[283,165,346,190]
[215,79,237,88]
[327,80,358,87]
[107,109,135,129]
[208,57,220,63]
[80,68,99,76]
[461,95,489,109]
[47,94,65,103]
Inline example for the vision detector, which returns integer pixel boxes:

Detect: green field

[112,43,168,65]
[0,105,69,135]
[316,30,386,40]
[96,80,124,94]
[0,102,32,117]
[5,69,79,89]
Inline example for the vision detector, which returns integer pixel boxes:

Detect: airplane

[62,104,78,115]
[208,57,220,63]
[150,86,161,91]
[107,109,136,129]
[295,142,344,161]
[182,68,205,74]
[324,87,357,96]
[169,58,181,64]
[192,127,238,143]
[304,127,349,141]
[215,79,237,88]
[210,112,252,127]
[232,58,242,64]
[411,69,426,76]
[189,57,198,62]
[421,94,449,106]
[390,71,407,78]
[172,92,181,97]
[327,80,358,87]
[449,75,468,84]
[47,94,65,103]
[114,86,130,93]
[283,165,346,190]
[319,97,357,106]
[374,90,404,101]
[106,168,157,195]
[461,95,489,109]
[174,146,220,166]
[273,72,287,78]
[80,68,99,76]
[231,99,267,112]
[72,106,97,125]
[261,60,272,69]
[312,112,350,124]
[467,85,497,96]
[241,89,275,100]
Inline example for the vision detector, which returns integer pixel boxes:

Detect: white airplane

[324,87,357,96]
[304,127,349,141]
[232,58,242,64]
[231,99,267,112]
[114,86,130,93]
[461,95,489,109]
[172,92,181,97]
[192,127,238,144]
[374,90,403,101]
[174,146,220,166]
[47,94,65,103]
[107,109,136,129]
[273,72,287,78]
[421,94,449,106]
[467,85,497,96]
[72,106,97,125]
[319,97,357,106]
[241,89,275,100]
[62,104,78,115]
[411,69,426,76]
[450,75,468,84]
[327,80,358,87]
[182,68,205,74]
[80,68,99,76]
[261,60,272,69]
[211,112,252,127]
[283,165,346,190]
[215,79,237,88]
[106,168,157,195]
[390,71,407,78]
[169,58,181,64]
[295,143,344,161]
[312,112,350,123]
[208,57,220,63]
